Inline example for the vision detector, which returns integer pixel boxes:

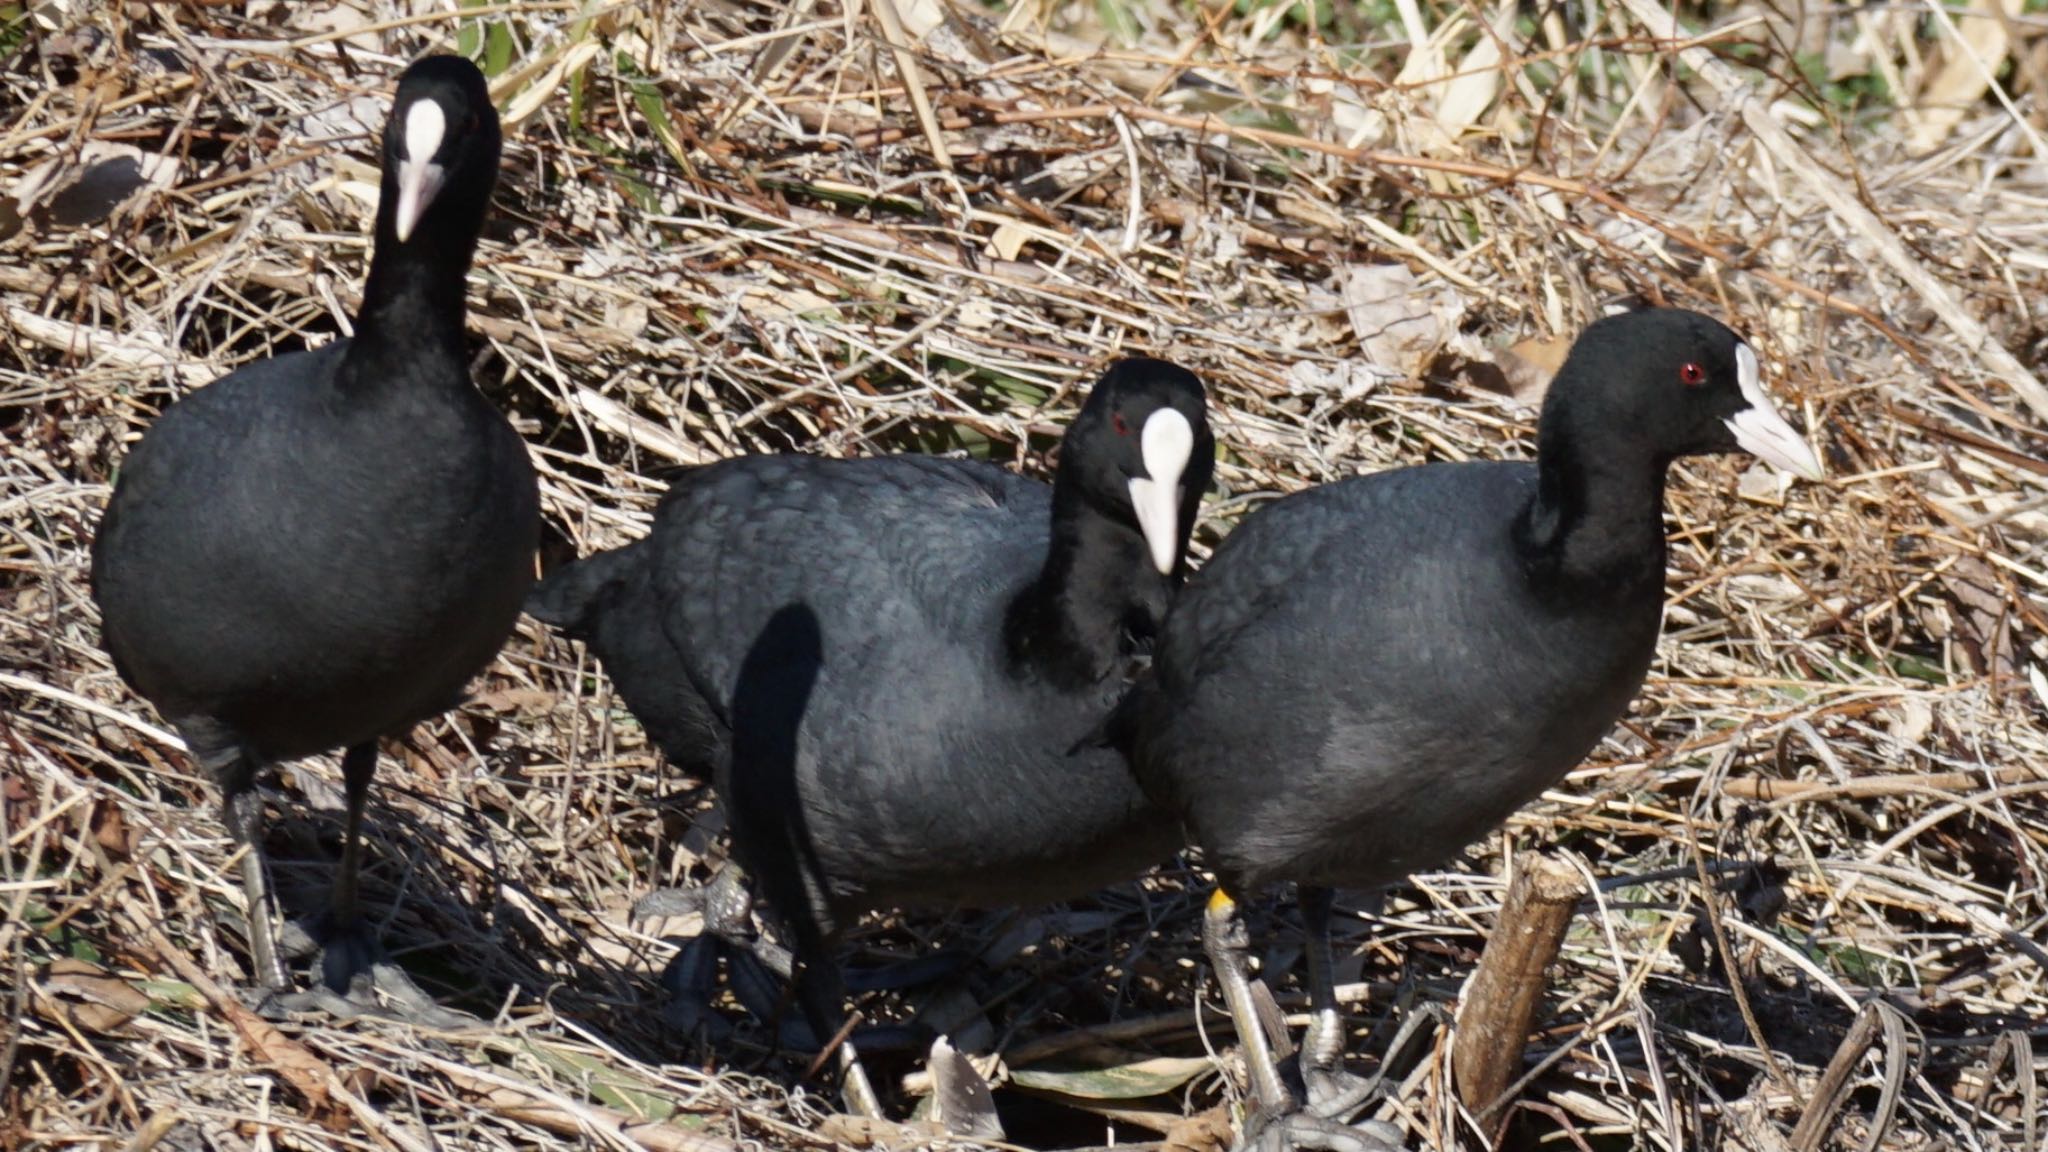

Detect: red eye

[1111,411,1129,435]
[1679,362,1706,386]
[467,113,480,134]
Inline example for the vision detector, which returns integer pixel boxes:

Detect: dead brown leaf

[1495,335,1572,407]
[220,998,349,1130]
[1941,556,2018,687]
[1162,1104,1235,1152]
[1,773,28,832]
[1341,264,1461,379]
[814,1114,900,1147]
[139,927,349,1132]
[927,1036,1004,1140]
[8,141,179,235]
[91,799,135,860]
[37,958,152,1034]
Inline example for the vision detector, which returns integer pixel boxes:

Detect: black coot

[1110,308,1823,1147]
[90,56,537,1015]
[529,360,1213,1110]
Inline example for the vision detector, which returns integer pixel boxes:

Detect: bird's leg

[277,742,469,1027]
[1299,886,1344,1074]
[700,864,760,949]
[1297,886,1374,1118]
[643,864,806,1037]
[314,740,382,995]
[1208,890,1403,1152]
[1203,888,1297,1116]
[703,866,819,1044]
[791,931,884,1119]
[222,771,291,991]
[703,863,803,987]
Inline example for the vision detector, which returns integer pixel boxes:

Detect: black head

[380,55,501,245]
[1058,358,1216,577]
[1541,307,1823,479]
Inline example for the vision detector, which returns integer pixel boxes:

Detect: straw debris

[5,0,2048,1148]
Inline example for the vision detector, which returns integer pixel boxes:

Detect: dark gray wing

[539,453,1048,776]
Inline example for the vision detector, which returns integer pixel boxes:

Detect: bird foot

[656,933,744,1042]
[653,934,927,1054]
[274,917,322,962]
[309,913,383,996]
[640,874,798,985]
[1238,1107,1403,1152]
[1303,1002,1446,1122]
[256,962,477,1030]
[655,926,816,1047]
[637,869,762,941]
[1303,1065,1380,1122]
[250,915,476,1029]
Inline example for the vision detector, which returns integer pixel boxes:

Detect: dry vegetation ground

[5,0,2048,1149]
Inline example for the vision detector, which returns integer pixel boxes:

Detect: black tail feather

[524,542,644,637]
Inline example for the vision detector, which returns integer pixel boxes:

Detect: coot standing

[91,56,537,1013]
[1110,308,1823,1148]
[529,360,1213,1110]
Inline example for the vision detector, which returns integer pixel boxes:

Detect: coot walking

[1110,308,1823,1148]
[529,360,1212,1109]
[91,56,537,1014]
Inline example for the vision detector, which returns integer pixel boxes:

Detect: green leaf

[520,1041,684,1123]
[484,22,518,79]
[457,0,489,59]
[982,376,1050,407]
[0,5,31,60]
[1815,649,1949,687]
[616,52,691,174]
[567,61,587,134]
[139,980,207,1012]
[756,178,923,215]
[1095,0,1141,46]
[954,423,993,459]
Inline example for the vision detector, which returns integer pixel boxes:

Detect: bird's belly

[232,603,524,758]
[1218,684,1637,893]
[800,746,1179,914]
[124,523,533,761]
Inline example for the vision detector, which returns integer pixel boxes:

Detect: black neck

[1514,411,1670,600]
[1004,475,1171,691]
[339,177,485,387]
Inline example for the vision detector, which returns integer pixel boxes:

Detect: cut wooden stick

[1453,851,1587,1126]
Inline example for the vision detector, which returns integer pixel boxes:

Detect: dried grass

[4,0,2047,1149]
